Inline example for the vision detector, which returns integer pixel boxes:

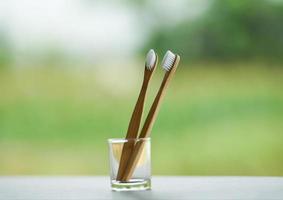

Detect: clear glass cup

[108,138,151,191]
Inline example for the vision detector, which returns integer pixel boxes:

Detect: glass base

[111,178,151,191]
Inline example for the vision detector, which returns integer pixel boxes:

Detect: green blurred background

[0,0,283,175]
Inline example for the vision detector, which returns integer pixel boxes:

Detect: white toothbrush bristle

[145,49,156,70]
[162,50,176,71]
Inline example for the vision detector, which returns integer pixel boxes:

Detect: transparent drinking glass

[108,138,151,191]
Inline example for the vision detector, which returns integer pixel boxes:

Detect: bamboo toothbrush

[120,50,180,181]
[116,49,158,181]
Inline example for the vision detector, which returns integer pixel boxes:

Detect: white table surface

[0,176,283,200]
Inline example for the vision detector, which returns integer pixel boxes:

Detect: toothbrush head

[145,49,157,70]
[161,50,176,71]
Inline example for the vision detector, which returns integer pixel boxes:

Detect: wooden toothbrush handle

[116,80,149,181]
[121,56,180,181]
[141,55,180,139]
[120,139,146,181]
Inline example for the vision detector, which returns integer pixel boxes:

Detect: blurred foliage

[0,30,12,69]
[0,0,283,176]
[145,0,283,62]
[0,64,283,175]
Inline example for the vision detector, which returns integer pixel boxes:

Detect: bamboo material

[116,54,158,181]
[121,55,180,181]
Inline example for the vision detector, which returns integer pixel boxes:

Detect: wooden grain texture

[1,176,283,200]
[116,55,158,181]
[121,55,180,181]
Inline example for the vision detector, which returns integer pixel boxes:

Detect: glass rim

[108,137,150,143]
